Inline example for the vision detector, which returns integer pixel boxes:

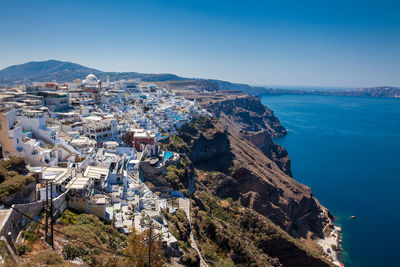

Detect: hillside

[158,116,335,266]
[0,60,102,83]
[0,60,184,85]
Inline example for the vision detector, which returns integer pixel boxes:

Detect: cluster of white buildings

[0,74,210,244]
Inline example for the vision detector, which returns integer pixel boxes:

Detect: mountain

[0,60,269,95]
[0,60,184,84]
[0,60,102,83]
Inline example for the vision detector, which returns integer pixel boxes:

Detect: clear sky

[0,0,399,87]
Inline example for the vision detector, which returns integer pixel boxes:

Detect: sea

[260,94,400,267]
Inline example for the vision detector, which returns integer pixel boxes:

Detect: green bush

[171,135,184,144]
[23,229,38,242]
[0,156,34,198]
[0,174,35,198]
[203,243,219,262]
[62,244,87,260]
[16,243,32,255]
[0,156,25,169]
[196,116,207,125]
[59,209,79,225]
[165,164,186,190]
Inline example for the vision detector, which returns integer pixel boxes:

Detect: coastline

[318,222,343,266]
[271,134,344,266]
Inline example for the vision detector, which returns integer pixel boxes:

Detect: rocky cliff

[202,95,291,176]
[157,90,336,265]
[161,116,333,266]
[178,118,330,238]
[203,95,286,138]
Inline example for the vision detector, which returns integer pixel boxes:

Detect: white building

[0,107,23,156]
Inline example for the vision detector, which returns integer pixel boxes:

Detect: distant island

[262,86,400,98]
[1,60,399,98]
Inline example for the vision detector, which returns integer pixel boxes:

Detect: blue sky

[0,0,399,87]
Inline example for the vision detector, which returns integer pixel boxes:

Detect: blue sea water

[260,95,400,267]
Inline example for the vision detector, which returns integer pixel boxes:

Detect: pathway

[179,198,208,267]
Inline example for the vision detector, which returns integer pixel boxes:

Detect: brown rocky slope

[178,117,331,239]
[154,87,336,265]
[161,117,334,266]
[202,95,291,176]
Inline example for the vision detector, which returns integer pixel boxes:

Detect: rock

[202,95,292,176]
[176,117,332,239]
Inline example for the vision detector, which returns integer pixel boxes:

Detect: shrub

[83,254,97,266]
[34,250,62,265]
[16,243,31,255]
[204,216,217,239]
[62,244,87,260]
[23,229,38,242]
[59,209,79,225]
[0,156,25,169]
[0,173,35,198]
[203,243,219,262]
[196,116,207,125]
[171,135,184,144]
[178,240,189,250]
[0,240,15,266]
[180,189,189,197]
[182,251,199,266]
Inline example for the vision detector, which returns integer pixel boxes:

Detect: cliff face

[202,95,291,176]
[190,191,332,267]
[241,129,292,176]
[204,95,286,138]
[162,117,333,266]
[159,92,335,265]
[178,118,330,239]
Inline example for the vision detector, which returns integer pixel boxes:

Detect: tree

[125,228,147,267]
[125,227,165,267]
[145,228,165,267]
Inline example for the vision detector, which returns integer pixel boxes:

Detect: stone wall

[139,160,166,176]
[68,196,88,213]
[0,200,44,240]
[0,181,37,205]
[88,204,106,220]
[0,190,68,241]
[52,190,68,218]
